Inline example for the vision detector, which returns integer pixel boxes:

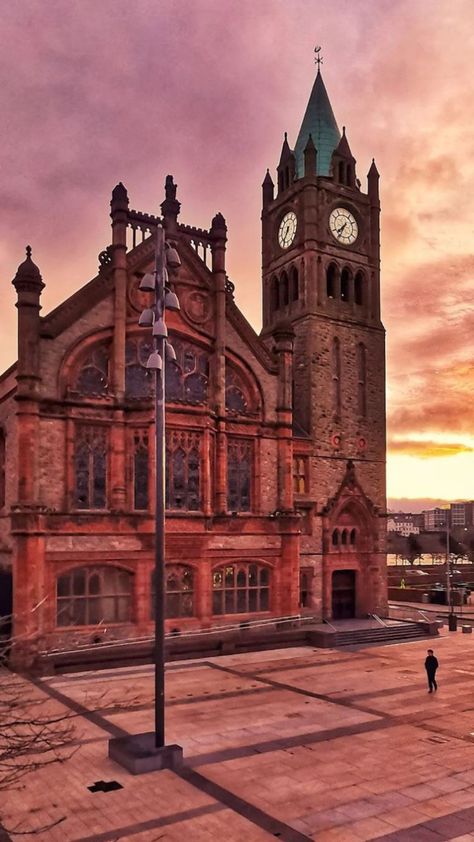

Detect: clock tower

[261,66,387,620]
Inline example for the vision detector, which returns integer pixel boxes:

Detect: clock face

[329,208,358,245]
[278,211,297,249]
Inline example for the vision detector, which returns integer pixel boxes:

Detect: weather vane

[314,46,323,68]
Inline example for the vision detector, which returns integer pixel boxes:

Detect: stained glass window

[133,431,149,510]
[57,566,132,626]
[74,426,107,509]
[166,430,201,511]
[125,336,209,404]
[75,346,109,396]
[225,367,249,415]
[227,439,252,512]
[293,456,308,494]
[151,565,195,619]
[212,563,270,615]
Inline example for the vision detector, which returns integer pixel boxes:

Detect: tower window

[338,161,344,184]
[326,263,337,299]
[346,164,353,186]
[290,266,299,302]
[332,337,341,416]
[357,343,367,418]
[332,529,339,546]
[354,271,364,306]
[280,271,289,307]
[341,267,351,302]
[270,276,279,312]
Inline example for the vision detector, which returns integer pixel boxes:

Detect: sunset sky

[0,0,472,508]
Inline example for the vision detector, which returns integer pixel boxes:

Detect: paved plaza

[4,631,474,841]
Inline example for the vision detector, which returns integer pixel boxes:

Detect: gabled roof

[294,70,341,178]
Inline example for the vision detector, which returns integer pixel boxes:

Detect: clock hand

[336,222,347,235]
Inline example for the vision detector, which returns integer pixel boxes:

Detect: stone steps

[331,622,429,647]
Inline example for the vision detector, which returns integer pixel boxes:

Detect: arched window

[293,456,308,494]
[212,563,271,614]
[290,266,299,302]
[332,337,341,416]
[227,439,252,512]
[350,528,357,545]
[346,164,353,186]
[133,430,149,510]
[270,276,279,312]
[332,529,339,547]
[125,337,154,399]
[354,271,364,306]
[225,367,250,415]
[357,343,367,418]
[74,345,109,396]
[326,263,337,298]
[151,565,195,619]
[338,161,345,184]
[341,267,351,302]
[280,271,289,307]
[57,566,132,626]
[125,337,209,404]
[74,426,107,509]
[166,431,201,511]
[168,340,209,404]
[341,529,348,545]
[278,172,284,194]
[0,428,5,509]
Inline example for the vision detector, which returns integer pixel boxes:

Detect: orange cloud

[389,440,474,459]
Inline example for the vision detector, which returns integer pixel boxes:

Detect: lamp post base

[109,732,183,774]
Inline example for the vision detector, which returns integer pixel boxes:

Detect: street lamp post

[109,223,183,773]
[446,520,457,631]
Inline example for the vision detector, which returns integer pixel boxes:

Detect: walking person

[425,649,439,693]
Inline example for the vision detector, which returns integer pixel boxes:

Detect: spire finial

[314,45,323,69]
[26,245,32,259]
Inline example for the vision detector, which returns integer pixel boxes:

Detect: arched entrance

[332,570,356,619]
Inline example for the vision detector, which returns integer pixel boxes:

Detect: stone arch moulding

[224,352,265,419]
[321,460,379,553]
[59,326,114,399]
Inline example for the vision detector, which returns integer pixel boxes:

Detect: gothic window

[326,263,337,298]
[341,528,348,545]
[225,367,250,415]
[293,456,308,494]
[57,566,132,626]
[227,439,252,512]
[151,565,195,619]
[341,267,351,302]
[332,529,339,546]
[212,563,271,615]
[280,271,289,307]
[332,337,341,416]
[0,429,5,509]
[354,271,364,306]
[350,528,357,545]
[346,164,353,186]
[270,276,279,312]
[74,426,107,509]
[166,339,209,404]
[133,430,149,510]
[290,266,299,302]
[357,343,367,417]
[75,346,109,396]
[338,161,344,184]
[125,337,154,399]
[166,430,201,511]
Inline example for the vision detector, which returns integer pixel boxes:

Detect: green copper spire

[294,70,341,178]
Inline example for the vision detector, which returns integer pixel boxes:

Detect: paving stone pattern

[4,632,474,840]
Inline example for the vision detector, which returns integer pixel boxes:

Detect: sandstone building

[0,69,387,665]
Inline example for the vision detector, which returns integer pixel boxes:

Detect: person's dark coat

[425,655,438,675]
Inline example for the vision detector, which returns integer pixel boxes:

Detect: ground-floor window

[56,566,133,626]
[151,565,195,619]
[212,563,270,615]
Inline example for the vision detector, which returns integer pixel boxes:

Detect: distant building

[423,508,449,531]
[450,502,474,528]
[387,513,422,537]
